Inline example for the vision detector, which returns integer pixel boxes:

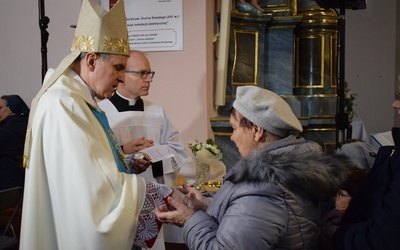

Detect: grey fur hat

[233,86,303,137]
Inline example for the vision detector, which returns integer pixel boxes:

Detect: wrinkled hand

[122,137,154,154]
[155,195,195,227]
[129,152,152,174]
[170,188,189,208]
[181,184,212,212]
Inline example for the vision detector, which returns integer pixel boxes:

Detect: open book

[370,131,394,147]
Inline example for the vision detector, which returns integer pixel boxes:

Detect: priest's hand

[122,137,154,154]
[129,152,152,174]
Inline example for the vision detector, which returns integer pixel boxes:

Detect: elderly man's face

[229,111,256,157]
[89,54,127,100]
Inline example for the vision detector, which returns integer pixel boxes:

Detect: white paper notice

[124,0,183,52]
[140,144,174,163]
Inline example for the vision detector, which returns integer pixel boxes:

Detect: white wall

[0,0,397,147]
[145,1,216,149]
[345,0,396,134]
[0,1,80,103]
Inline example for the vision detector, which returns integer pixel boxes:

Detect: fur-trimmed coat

[182,148,353,250]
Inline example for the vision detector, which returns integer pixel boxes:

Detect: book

[370,131,394,147]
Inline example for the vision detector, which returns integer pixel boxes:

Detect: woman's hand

[182,184,212,211]
[170,187,189,207]
[155,195,195,227]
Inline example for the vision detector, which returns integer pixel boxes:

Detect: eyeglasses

[337,191,351,198]
[125,70,155,79]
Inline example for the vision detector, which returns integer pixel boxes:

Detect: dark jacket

[183,148,352,250]
[333,127,400,250]
[0,114,28,189]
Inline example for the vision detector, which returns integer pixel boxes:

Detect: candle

[215,0,232,107]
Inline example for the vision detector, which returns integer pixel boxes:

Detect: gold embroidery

[109,130,117,142]
[71,35,129,54]
[23,155,27,168]
[71,35,95,51]
[104,36,118,52]
[71,36,80,51]
[107,128,129,170]
[116,38,130,54]
[104,37,130,54]
[80,35,95,51]
[23,128,31,168]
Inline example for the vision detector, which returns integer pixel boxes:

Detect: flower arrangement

[189,138,223,191]
[344,81,357,118]
[188,138,221,157]
[188,138,222,166]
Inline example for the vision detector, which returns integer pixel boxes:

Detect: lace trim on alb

[134,182,172,247]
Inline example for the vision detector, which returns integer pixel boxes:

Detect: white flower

[188,138,221,157]
[204,144,220,155]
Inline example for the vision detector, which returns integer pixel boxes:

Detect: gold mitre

[38,0,130,96]
[71,0,130,56]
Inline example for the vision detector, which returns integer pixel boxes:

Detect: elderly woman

[0,95,30,190]
[156,86,352,249]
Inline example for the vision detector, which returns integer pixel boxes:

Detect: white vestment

[20,69,170,250]
[98,98,187,186]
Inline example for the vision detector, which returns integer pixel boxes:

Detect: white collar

[115,90,139,106]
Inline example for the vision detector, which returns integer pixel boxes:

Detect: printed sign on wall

[102,0,183,52]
